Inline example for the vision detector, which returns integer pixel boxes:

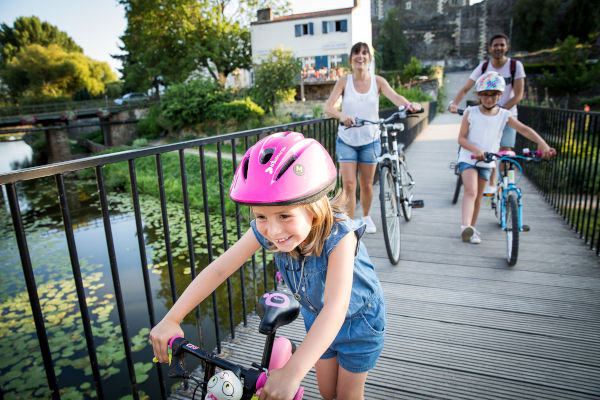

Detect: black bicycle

[348,106,424,264]
[163,291,304,400]
[450,109,465,205]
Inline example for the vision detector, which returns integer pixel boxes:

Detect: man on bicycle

[448,33,526,195]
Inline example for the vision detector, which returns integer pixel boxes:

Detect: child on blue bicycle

[150,132,386,400]
[457,72,555,244]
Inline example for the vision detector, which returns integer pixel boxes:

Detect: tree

[374,7,409,71]
[539,36,600,108]
[118,0,291,93]
[118,0,205,95]
[251,47,300,114]
[3,44,117,104]
[512,0,561,51]
[0,16,82,68]
[561,0,600,43]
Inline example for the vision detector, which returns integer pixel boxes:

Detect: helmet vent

[242,157,250,180]
[260,148,275,164]
[276,156,298,180]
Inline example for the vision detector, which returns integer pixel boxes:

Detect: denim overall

[250,215,386,373]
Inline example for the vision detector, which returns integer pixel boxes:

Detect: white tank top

[337,74,380,146]
[458,106,512,168]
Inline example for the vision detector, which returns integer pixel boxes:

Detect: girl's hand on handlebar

[259,367,301,400]
[538,144,556,159]
[149,319,184,363]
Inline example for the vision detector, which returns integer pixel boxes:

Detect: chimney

[257,7,272,22]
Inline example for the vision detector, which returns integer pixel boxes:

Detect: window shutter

[322,21,328,34]
[295,24,301,37]
[309,22,314,35]
[341,19,347,32]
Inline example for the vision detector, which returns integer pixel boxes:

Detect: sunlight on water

[0,140,33,174]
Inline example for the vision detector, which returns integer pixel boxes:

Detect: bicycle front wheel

[505,193,519,266]
[452,174,462,204]
[399,159,414,222]
[379,165,401,265]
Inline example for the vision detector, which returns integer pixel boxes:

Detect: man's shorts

[336,137,381,165]
[500,124,517,148]
[459,162,492,181]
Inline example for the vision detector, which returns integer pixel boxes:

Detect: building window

[295,22,314,37]
[405,1,412,10]
[322,19,348,34]
[329,54,343,68]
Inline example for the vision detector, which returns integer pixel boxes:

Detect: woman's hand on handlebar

[149,318,184,363]
[471,148,486,161]
[259,367,302,400]
[405,102,422,113]
[340,114,356,127]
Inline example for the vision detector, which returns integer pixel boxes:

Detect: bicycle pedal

[482,193,494,197]
[522,225,530,232]
[411,200,424,208]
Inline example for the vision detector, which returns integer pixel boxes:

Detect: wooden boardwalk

[171,112,600,400]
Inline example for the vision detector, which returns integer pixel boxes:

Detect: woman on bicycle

[150,132,386,400]
[457,71,554,244]
[324,42,421,233]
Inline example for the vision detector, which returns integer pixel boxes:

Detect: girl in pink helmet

[457,72,555,244]
[150,131,386,400]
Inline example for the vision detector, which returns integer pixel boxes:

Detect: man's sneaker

[483,185,496,197]
[470,229,482,244]
[362,215,377,234]
[461,225,474,242]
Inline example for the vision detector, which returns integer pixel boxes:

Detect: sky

[0,0,353,78]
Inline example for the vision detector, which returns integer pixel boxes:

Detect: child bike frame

[163,291,304,400]
[475,150,548,265]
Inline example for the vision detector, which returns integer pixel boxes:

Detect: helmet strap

[481,103,497,111]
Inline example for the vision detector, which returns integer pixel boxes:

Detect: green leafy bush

[137,104,163,139]
[379,86,434,108]
[212,97,265,122]
[158,79,231,131]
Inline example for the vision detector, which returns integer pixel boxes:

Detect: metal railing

[0,104,435,399]
[517,106,600,255]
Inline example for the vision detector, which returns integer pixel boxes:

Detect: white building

[250,0,373,72]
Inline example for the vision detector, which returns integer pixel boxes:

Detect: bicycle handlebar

[470,149,555,163]
[343,105,424,129]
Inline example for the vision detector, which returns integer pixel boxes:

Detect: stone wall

[372,0,516,71]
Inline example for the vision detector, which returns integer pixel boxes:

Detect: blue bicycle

[476,150,549,265]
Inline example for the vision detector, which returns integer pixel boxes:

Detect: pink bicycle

[166,291,304,400]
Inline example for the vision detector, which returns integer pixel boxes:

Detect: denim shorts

[500,124,516,148]
[459,162,493,181]
[302,297,386,373]
[336,137,381,165]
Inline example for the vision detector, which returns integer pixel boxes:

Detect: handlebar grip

[256,372,304,400]
[169,335,183,349]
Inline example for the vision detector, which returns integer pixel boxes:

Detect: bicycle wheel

[379,165,401,265]
[505,193,519,266]
[399,159,414,222]
[452,174,462,204]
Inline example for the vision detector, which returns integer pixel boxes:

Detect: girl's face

[253,205,315,253]
[350,46,370,71]
[477,90,502,108]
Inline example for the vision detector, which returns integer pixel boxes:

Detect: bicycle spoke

[379,166,401,264]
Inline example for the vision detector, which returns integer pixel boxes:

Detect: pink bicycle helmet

[230,132,337,206]
[475,71,506,93]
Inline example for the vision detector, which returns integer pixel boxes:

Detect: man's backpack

[481,58,517,86]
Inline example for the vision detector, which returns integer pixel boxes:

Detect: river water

[0,140,264,399]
